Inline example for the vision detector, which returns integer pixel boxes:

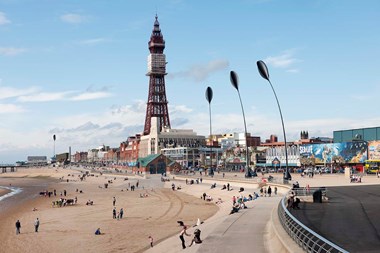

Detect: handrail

[278,190,349,253]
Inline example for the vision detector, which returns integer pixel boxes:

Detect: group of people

[178,223,202,249]
[201,192,213,202]
[112,207,124,220]
[350,174,362,183]
[287,194,301,209]
[15,218,40,235]
[221,183,231,191]
[52,197,77,207]
[259,186,277,197]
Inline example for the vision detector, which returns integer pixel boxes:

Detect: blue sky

[0,0,379,163]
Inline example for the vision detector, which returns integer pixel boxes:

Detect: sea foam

[0,186,23,202]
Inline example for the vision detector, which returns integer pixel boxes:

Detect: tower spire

[143,15,171,135]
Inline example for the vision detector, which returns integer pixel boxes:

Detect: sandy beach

[0,167,218,253]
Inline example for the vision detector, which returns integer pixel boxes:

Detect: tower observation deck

[143,15,171,135]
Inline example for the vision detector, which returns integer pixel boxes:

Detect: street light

[205,86,214,176]
[257,60,291,181]
[53,134,56,161]
[230,71,251,178]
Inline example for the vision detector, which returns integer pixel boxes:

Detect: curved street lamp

[230,71,251,178]
[257,60,291,181]
[205,86,214,175]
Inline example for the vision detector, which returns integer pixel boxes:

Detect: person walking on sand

[120,208,124,219]
[149,236,154,247]
[15,220,21,235]
[113,207,117,219]
[179,225,191,249]
[34,218,40,232]
[113,197,116,206]
[274,186,278,195]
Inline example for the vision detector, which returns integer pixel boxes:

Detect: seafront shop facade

[262,141,370,173]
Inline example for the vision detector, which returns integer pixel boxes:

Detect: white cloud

[0,47,27,56]
[60,13,87,24]
[70,91,112,101]
[264,50,300,69]
[17,91,73,102]
[15,86,112,102]
[0,12,11,25]
[78,38,110,45]
[169,59,229,82]
[170,104,193,115]
[111,100,146,115]
[286,69,299,73]
[0,85,38,99]
[0,103,25,114]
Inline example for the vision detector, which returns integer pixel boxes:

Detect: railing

[278,190,349,253]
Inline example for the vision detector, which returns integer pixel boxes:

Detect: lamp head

[257,60,270,81]
[230,71,239,91]
[205,86,213,104]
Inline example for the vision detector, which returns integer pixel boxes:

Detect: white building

[139,117,205,158]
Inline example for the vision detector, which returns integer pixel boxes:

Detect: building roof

[137,154,161,167]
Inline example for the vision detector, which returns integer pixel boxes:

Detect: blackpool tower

[143,15,171,135]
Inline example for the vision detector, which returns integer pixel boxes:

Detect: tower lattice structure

[143,15,171,135]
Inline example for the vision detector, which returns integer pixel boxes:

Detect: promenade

[147,171,380,253]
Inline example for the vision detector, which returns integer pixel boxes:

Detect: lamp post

[257,60,291,181]
[230,71,251,178]
[53,134,56,161]
[205,86,214,176]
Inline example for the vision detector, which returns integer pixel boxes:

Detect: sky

[0,0,379,163]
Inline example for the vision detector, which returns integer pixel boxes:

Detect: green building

[334,127,380,143]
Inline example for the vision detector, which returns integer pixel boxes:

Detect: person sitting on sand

[221,185,226,190]
[206,195,213,202]
[95,228,101,235]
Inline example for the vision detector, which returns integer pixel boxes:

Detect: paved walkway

[198,196,281,253]
[146,196,282,253]
[146,173,380,253]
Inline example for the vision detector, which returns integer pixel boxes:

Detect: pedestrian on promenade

[274,186,278,195]
[15,220,21,235]
[268,186,272,197]
[113,197,116,206]
[179,225,190,249]
[223,173,225,178]
[34,218,40,232]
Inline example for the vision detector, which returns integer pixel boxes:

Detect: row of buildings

[68,126,380,174]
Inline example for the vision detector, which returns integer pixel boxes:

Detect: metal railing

[278,189,349,253]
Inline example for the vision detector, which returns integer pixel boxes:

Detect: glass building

[333,127,380,143]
